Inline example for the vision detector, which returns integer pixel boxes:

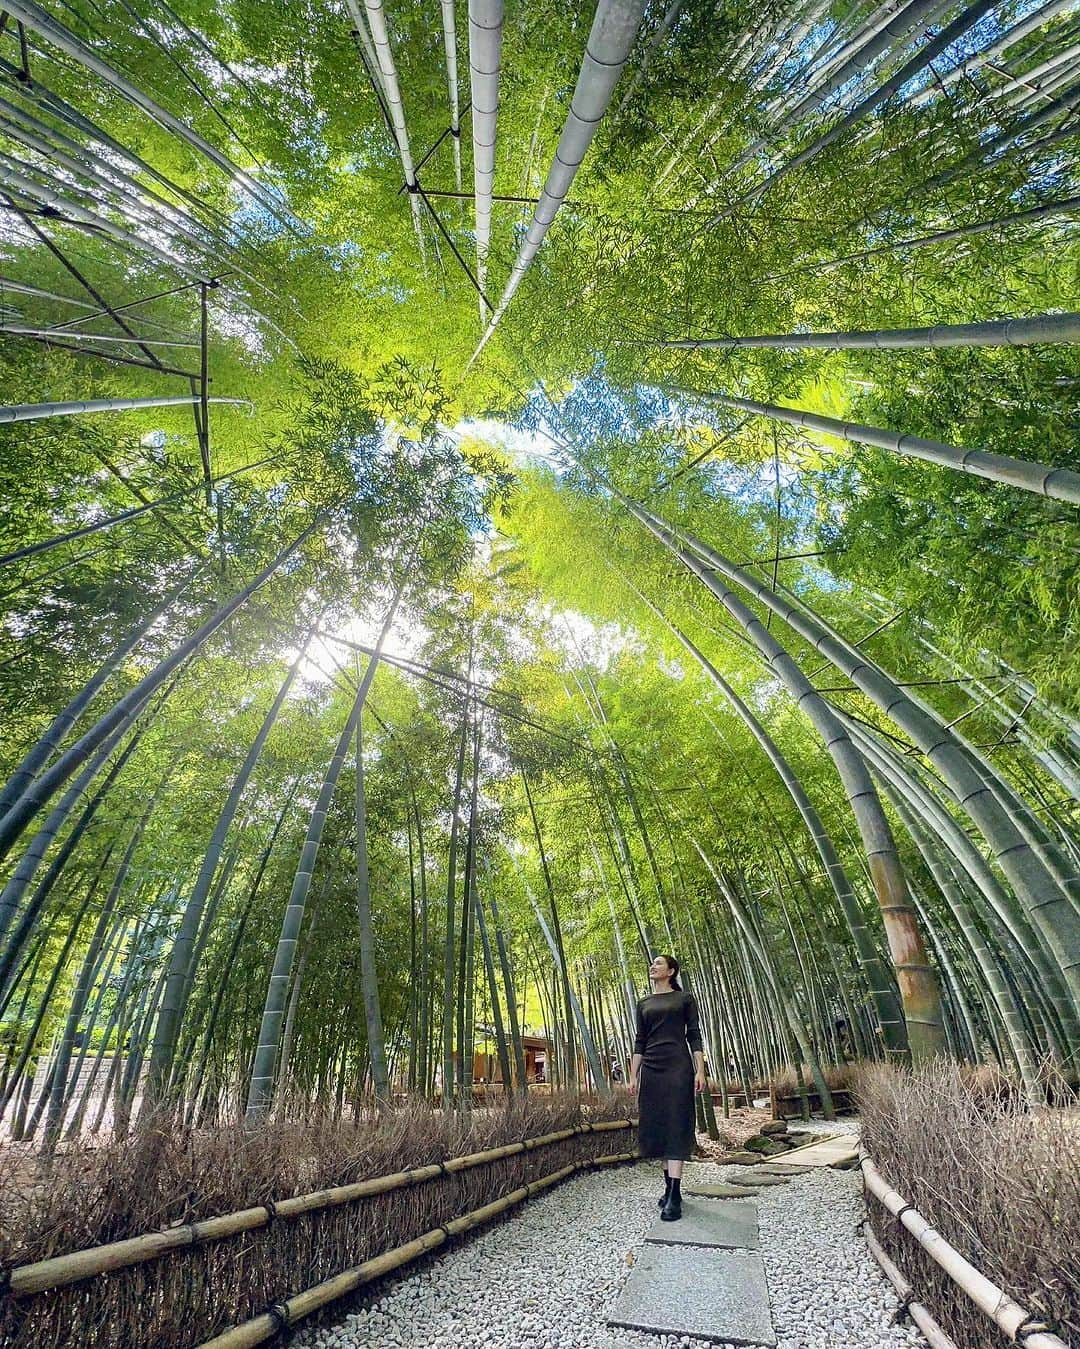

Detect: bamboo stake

[6,1120,633,1296]
[860,1150,1070,1348]
[196,1151,639,1349]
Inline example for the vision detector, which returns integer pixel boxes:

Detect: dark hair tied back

[661,954,682,991]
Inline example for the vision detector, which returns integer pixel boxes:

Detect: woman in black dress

[629,954,705,1222]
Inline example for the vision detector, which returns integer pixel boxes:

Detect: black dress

[634,989,703,1161]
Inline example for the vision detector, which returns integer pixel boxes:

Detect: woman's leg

[661,1159,683,1220]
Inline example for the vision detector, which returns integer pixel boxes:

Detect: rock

[727,1172,790,1188]
[760,1120,788,1136]
[683,1182,761,1199]
[717,1149,761,1164]
[829,1154,860,1171]
[743,1135,781,1153]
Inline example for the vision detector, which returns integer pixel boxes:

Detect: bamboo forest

[0,0,1077,1346]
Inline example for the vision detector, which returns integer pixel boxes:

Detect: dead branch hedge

[857,1062,1079,1349]
[769,1061,863,1097]
[0,1091,635,1348]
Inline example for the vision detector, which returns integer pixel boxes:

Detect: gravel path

[293,1124,926,1349]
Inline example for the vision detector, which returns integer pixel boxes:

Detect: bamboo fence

[859,1148,1070,1349]
[197,1149,637,1348]
[0,1119,636,1348]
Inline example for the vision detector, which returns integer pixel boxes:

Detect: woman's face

[649,955,673,982]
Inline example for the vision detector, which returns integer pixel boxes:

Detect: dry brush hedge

[857,1063,1079,1349]
[0,1092,636,1348]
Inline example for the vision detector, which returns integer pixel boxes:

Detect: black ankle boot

[660,1176,682,1222]
[657,1168,672,1209]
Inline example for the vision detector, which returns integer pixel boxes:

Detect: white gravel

[292,1122,927,1349]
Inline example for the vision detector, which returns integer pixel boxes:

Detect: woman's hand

[694,1070,707,1096]
[628,1073,639,1097]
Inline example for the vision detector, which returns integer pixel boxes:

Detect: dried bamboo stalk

[860,1149,1069,1349]
[862,1219,959,1349]
[7,1120,633,1296]
[196,1151,639,1348]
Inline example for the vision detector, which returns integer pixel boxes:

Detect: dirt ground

[693,1103,775,1160]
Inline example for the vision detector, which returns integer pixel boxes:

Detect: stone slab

[607,1243,776,1347]
[645,1198,759,1250]
[752,1163,814,1177]
[727,1171,789,1187]
[767,1134,858,1168]
[685,1182,761,1199]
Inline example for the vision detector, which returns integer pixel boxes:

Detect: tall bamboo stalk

[595,483,945,1055]
[143,646,308,1115]
[670,387,1080,504]
[245,598,396,1119]
[355,692,390,1101]
[660,312,1080,350]
[469,0,647,364]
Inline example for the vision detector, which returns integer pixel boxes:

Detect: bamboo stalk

[468,0,647,365]
[6,1121,633,1296]
[196,1151,639,1349]
[659,313,1080,350]
[862,1220,959,1349]
[670,386,1080,505]
[0,396,248,424]
[860,1150,1069,1348]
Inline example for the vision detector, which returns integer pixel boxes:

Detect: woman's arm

[629,999,646,1094]
[629,1051,643,1095]
[686,994,707,1095]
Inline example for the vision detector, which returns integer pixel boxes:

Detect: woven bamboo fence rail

[0,1118,637,1349]
[859,1148,1069,1349]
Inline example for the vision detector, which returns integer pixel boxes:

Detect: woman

[629,954,706,1222]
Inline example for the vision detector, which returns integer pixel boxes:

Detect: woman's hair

[659,954,682,991]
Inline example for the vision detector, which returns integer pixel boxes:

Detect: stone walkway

[608,1198,776,1346]
[605,1123,887,1349]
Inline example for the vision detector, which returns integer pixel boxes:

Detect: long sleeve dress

[634,989,703,1161]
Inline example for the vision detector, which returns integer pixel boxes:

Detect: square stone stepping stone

[685,1182,761,1199]
[608,1243,776,1347]
[727,1171,789,1186]
[645,1198,758,1250]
